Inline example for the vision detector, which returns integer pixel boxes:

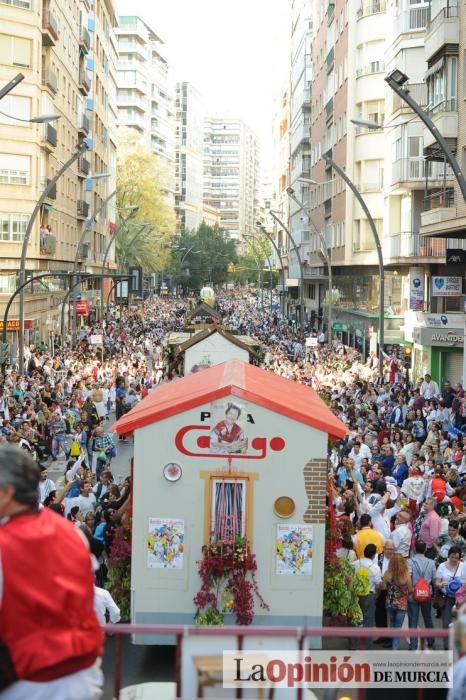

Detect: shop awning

[424,57,444,81]
[43,204,55,211]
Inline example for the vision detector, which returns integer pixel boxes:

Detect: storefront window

[332,273,402,315]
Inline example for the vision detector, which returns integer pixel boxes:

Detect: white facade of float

[184,333,250,374]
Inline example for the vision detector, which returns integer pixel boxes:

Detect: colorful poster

[147,518,184,569]
[210,398,248,454]
[408,268,424,310]
[276,524,313,575]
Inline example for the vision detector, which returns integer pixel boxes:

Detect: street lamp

[286,186,332,338]
[384,68,466,383]
[256,221,287,315]
[269,209,305,327]
[322,153,385,377]
[243,233,273,311]
[0,73,24,102]
[18,139,89,375]
[0,110,60,124]
[100,206,139,319]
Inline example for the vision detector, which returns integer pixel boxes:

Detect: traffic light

[403,346,412,368]
[310,310,316,326]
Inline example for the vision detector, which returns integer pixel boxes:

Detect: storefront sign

[446,249,466,265]
[432,276,462,296]
[75,300,90,316]
[424,314,451,328]
[409,268,424,310]
[413,326,464,346]
[0,320,35,331]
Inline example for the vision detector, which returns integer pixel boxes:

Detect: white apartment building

[0,0,117,347]
[175,82,204,234]
[116,15,176,204]
[203,117,259,242]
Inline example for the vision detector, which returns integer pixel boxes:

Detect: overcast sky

[116,0,291,175]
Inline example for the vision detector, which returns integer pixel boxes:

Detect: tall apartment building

[116,16,176,205]
[175,82,204,234]
[203,117,259,243]
[0,0,117,347]
[288,0,315,320]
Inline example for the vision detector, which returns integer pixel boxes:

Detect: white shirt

[65,493,96,517]
[435,561,466,593]
[353,557,382,593]
[93,585,121,625]
[380,555,391,576]
[391,524,411,557]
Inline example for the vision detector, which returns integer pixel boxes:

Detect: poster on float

[210,398,249,454]
[147,518,185,569]
[275,524,313,575]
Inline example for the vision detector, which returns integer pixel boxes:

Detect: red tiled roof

[113,359,347,441]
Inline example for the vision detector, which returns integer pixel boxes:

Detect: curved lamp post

[100,207,139,319]
[243,233,273,311]
[0,110,60,124]
[322,153,384,377]
[0,73,24,102]
[2,272,69,374]
[256,221,287,315]
[286,186,332,337]
[18,140,88,374]
[269,210,305,327]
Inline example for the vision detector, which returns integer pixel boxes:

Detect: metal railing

[79,69,91,94]
[395,4,430,34]
[79,113,90,134]
[356,61,385,77]
[427,1,459,32]
[42,8,59,41]
[79,25,91,52]
[424,187,455,210]
[103,623,449,700]
[393,82,428,111]
[77,199,90,218]
[391,157,453,183]
[40,177,56,199]
[39,234,57,256]
[385,231,446,258]
[357,0,386,18]
[428,99,458,115]
[42,122,57,147]
[41,66,58,93]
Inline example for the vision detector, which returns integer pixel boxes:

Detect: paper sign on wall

[147,518,184,569]
[276,524,313,576]
[432,276,462,296]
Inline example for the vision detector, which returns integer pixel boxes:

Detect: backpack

[412,561,431,603]
[355,564,371,596]
[431,476,446,503]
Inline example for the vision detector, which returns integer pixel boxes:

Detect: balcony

[40,177,56,199]
[425,2,459,61]
[41,7,59,46]
[77,200,89,218]
[357,0,386,17]
[78,243,89,259]
[79,26,91,54]
[78,113,90,136]
[325,97,333,122]
[41,122,57,152]
[424,101,458,154]
[324,198,332,216]
[41,66,58,94]
[79,69,91,96]
[356,61,385,77]
[78,156,90,177]
[384,231,446,259]
[393,82,428,112]
[40,234,57,256]
[391,157,453,185]
[326,47,334,69]
[420,188,456,230]
[394,3,430,35]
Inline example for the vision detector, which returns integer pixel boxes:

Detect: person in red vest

[0,446,104,699]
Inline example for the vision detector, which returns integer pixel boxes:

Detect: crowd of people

[2,289,466,697]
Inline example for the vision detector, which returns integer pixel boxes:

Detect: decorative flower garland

[194,536,269,625]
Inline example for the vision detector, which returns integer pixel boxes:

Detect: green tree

[116,129,176,272]
[167,223,238,291]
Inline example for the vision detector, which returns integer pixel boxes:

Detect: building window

[210,477,246,542]
[0,154,30,185]
[0,95,31,124]
[0,213,28,241]
[0,0,31,7]
[0,35,31,68]
[309,283,316,299]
